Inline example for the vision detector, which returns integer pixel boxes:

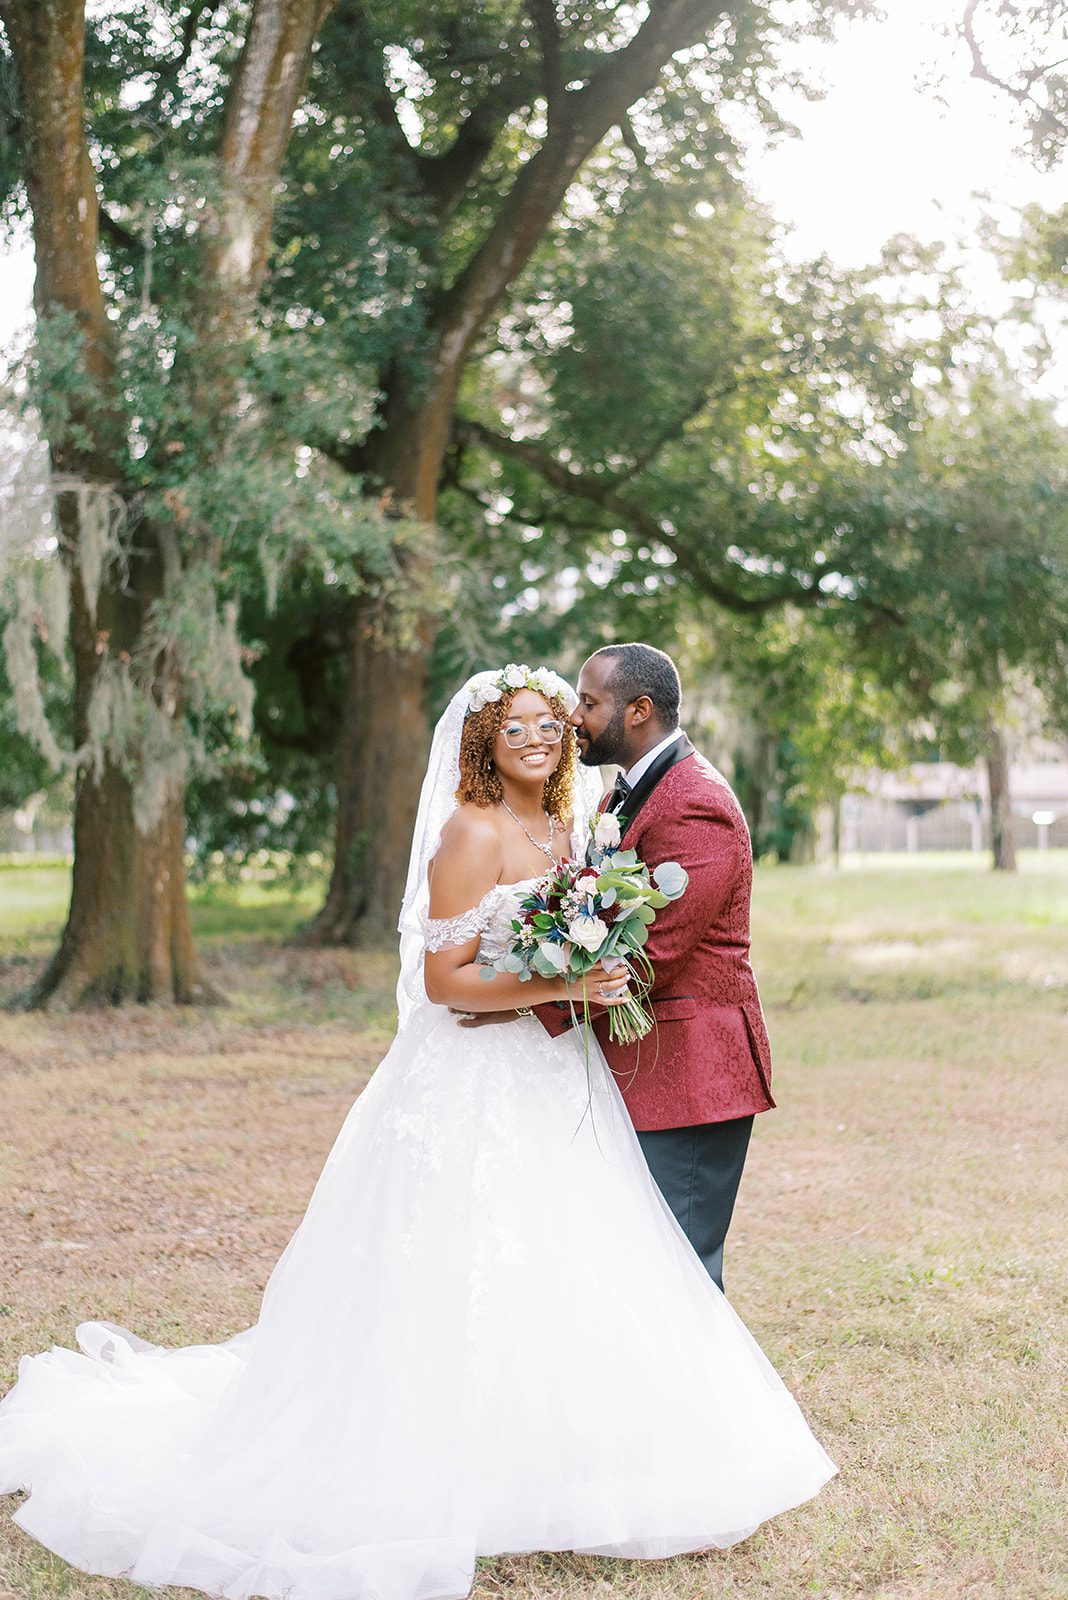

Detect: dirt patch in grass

[2,865,1067,1600]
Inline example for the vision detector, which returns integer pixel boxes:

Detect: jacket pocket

[649,995,697,1021]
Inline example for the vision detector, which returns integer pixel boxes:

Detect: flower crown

[464,664,578,715]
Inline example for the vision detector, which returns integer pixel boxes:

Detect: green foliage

[1,0,1064,872]
[20,310,116,462]
[440,190,1068,843]
[991,201,1068,288]
[0,578,69,811]
[0,37,24,227]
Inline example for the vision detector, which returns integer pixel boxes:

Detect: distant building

[842,739,1068,853]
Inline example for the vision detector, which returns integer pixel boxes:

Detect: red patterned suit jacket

[537,739,775,1132]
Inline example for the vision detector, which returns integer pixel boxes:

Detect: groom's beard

[577,705,629,767]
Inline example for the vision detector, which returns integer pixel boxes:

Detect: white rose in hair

[593,811,622,849]
[567,913,608,953]
[503,664,527,689]
[482,684,502,702]
[466,672,499,711]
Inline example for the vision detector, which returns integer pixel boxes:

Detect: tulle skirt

[0,1008,835,1600]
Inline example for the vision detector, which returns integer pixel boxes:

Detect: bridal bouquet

[480,810,688,1044]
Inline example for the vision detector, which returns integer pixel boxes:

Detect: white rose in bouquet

[567,912,608,953]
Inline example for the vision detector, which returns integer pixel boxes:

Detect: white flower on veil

[462,665,579,716]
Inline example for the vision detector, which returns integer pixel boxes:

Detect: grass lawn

[1,857,1066,1600]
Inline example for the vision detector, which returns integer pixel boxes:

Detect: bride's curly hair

[456,690,577,818]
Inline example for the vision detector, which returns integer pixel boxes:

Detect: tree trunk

[788,825,816,865]
[301,402,439,946]
[985,720,1017,873]
[297,599,432,945]
[20,493,221,1009]
[25,760,215,1010]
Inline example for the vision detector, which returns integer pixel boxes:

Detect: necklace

[501,801,557,862]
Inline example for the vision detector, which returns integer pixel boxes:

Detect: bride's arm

[422,809,569,1011]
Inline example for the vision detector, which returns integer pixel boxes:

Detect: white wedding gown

[0,879,835,1600]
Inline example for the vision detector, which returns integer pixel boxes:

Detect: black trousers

[636,1116,754,1293]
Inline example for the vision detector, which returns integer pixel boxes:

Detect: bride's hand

[581,958,631,1007]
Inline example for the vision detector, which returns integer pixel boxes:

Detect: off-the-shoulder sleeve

[420,897,493,952]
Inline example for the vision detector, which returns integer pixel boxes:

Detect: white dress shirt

[622,727,685,790]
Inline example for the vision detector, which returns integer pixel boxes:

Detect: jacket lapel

[619,734,695,842]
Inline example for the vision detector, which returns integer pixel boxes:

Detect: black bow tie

[606,773,632,814]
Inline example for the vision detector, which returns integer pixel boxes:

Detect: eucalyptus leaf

[653,861,689,897]
[535,942,569,975]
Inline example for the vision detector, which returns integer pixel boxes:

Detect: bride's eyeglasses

[500,718,565,749]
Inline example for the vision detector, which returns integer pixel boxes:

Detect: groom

[466,642,776,1293]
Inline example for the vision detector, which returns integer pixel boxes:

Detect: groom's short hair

[591,643,681,728]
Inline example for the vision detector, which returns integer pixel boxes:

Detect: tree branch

[210,0,336,298]
[452,415,830,617]
[960,0,1067,143]
[429,1,733,382]
[605,385,714,486]
[323,2,541,219]
[417,70,535,219]
[528,0,565,121]
[618,111,651,167]
[604,363,787,488]
[98,204,140,254]
[0,0,122,463]
[961,0,1028,101]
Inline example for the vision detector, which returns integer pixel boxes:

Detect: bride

[0,665,835,1600]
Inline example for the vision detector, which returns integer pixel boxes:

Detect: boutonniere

[589,809,622,859]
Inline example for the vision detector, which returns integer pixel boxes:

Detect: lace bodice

[421,878,540,964]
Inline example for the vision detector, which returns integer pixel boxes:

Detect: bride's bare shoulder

[433,804,503,876]
[438,803,502,851]
[430,805,503,913]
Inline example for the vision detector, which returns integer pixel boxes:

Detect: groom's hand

[451,1008,516,1028]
